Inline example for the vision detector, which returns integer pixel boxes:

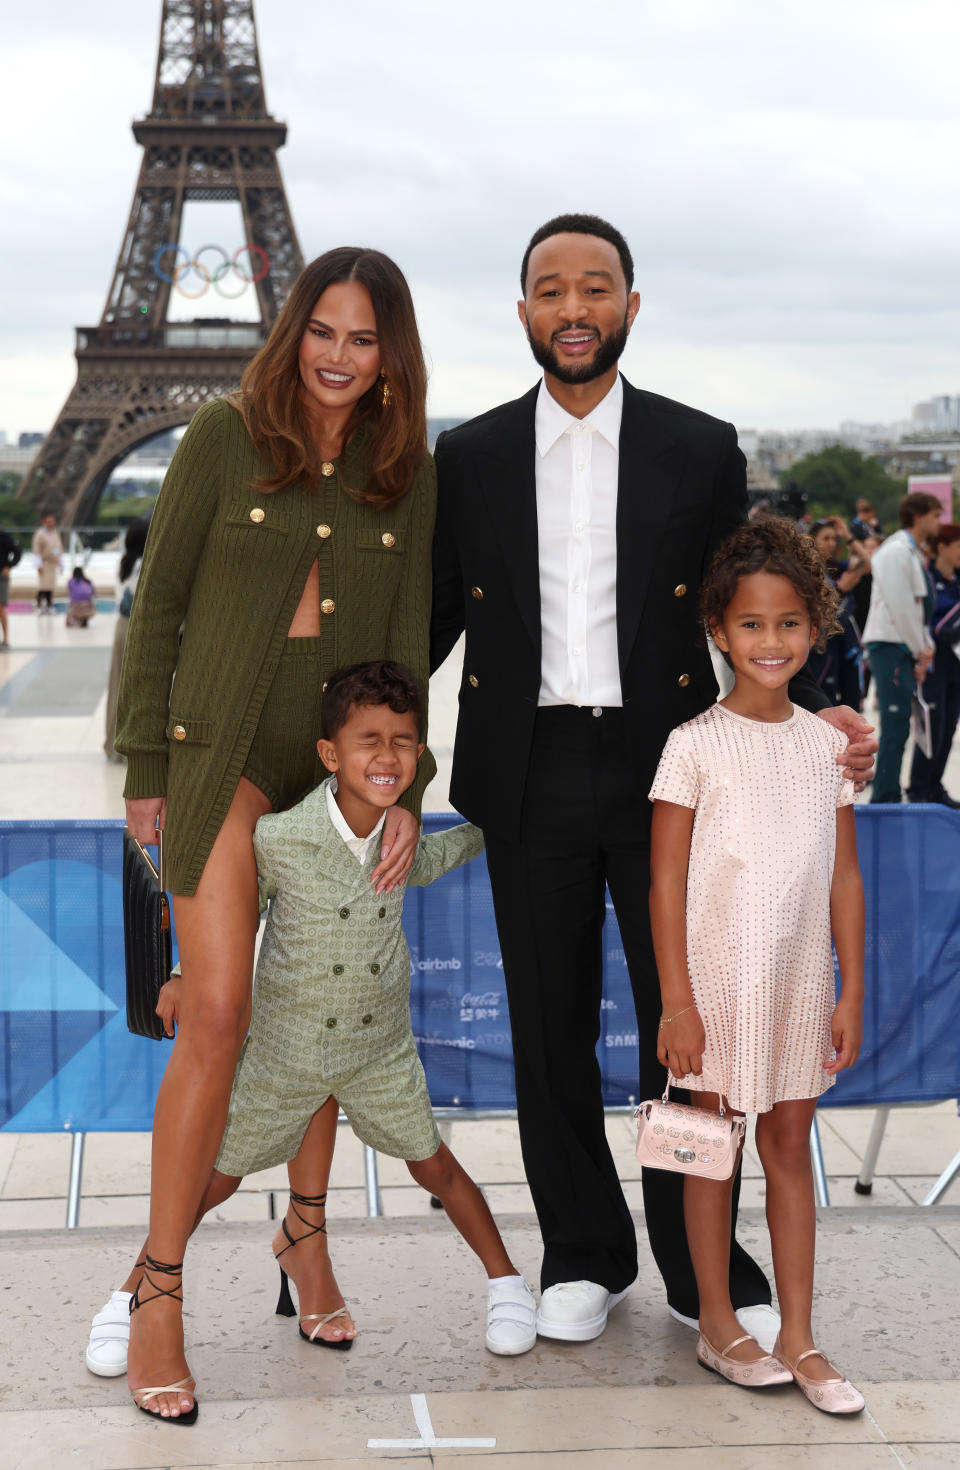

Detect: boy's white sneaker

[486,1275,537,1355]
[85,1290,133,1376]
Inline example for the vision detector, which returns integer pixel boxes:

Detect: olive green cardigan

[115,398,437,895]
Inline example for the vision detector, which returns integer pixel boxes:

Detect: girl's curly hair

[700,515,841,654]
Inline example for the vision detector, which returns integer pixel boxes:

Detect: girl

[104,248,436,1423]
[66,565,96,627]
[648,516,865,1415]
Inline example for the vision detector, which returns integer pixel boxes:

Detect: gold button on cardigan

[114,398,437,896]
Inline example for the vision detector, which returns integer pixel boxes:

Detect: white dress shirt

[535,374,623,706]
[325,777,386,864]
[861,529,934,659]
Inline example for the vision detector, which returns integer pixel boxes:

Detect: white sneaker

[668,1302,781,1355]
[486,1275,537,1356]
[85,1290,132,1376]
[535,1281,628,1342]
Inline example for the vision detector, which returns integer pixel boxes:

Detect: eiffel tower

[19,0,303,525]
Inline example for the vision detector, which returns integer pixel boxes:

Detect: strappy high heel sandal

[274,1189,354,1351]
[128,1255,199,1424]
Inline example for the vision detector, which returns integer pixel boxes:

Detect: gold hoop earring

[380,375,392,409]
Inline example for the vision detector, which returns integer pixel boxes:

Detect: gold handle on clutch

[129,828,167,893]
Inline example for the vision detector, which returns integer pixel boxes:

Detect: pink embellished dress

[649,702,855,1114]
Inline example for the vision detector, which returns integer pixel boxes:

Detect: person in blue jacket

[908,522,960,806]
[807,518,872,711]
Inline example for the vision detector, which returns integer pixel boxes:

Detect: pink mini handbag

[635,1085,746,1180]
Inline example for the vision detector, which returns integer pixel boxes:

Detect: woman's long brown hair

[231,247,428,507]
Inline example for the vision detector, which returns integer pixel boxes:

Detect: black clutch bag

[122,830,172,1041]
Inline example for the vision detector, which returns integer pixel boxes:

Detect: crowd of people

[792,493,960,806]
[78,215,882,1430]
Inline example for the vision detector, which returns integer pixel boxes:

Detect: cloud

[1,0,959,438]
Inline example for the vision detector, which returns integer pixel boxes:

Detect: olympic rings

[152,243,270,298]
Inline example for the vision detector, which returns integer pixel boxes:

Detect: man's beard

[526,316,629,384]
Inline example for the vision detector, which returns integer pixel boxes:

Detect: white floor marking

[411,1393,437,1445]
[366,1390,497,1450]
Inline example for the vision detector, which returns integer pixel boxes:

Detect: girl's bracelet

[659,1003,697,1028]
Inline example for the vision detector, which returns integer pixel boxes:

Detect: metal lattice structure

[19,1,303,524]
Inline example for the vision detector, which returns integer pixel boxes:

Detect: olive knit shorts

[242,637,328,812]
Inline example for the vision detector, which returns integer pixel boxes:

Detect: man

[31,512,62,613]
[850,499,882,541]
[863,491,941,803]
[431,214,876,1347]
[0,526,22,648]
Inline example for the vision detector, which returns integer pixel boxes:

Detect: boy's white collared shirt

[534,373,623,708]
[325,777,386,865]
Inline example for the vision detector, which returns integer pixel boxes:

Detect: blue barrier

[1,807,959,1134]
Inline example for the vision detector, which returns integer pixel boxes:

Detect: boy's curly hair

[320,660,425,739]
[700,516,841,654]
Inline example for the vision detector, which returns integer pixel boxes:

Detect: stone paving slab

[3,1379,957,1469]
[2,1210,958,1400]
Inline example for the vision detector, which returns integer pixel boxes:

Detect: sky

[1,0,959,442]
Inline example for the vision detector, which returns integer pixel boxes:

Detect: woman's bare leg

[273,1099,356,1343]
[127,777,270,1419]
[119,1172,243,1295]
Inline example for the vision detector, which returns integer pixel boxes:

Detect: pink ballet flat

[773,1336,865,1414]
[696,1330,793,1387]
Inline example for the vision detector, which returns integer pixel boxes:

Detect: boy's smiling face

[317,703,424,837]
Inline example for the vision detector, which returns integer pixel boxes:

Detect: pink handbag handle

[664,1063,726,1117]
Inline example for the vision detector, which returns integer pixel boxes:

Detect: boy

[171,661,534,1356]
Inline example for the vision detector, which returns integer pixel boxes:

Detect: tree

[781,446,907,531]
[0,490,34,529]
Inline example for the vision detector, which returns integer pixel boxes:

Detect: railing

[1,808,958,1221]
[76,324,265,352]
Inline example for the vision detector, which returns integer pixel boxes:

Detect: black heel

[273,1190,353,1351]
[276,1268,296,1318]
[128,1254,199,1425]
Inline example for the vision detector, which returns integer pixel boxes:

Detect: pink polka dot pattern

[649,702,855,1114]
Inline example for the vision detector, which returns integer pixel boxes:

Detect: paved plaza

[1,604,958,1467]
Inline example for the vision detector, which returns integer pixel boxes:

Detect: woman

[109,248,435,1422]
[31,512,62,612]
[103,517,151,762]
[807,517,871,710]
[907,522,960,805]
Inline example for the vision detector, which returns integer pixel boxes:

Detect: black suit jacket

[431,375,826,840]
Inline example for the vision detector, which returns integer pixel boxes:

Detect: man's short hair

[520,213,634,295]
[899,492,942,528]
[320,660,425,740]
[936,522,960,549]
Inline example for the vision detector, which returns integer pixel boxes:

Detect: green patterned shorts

[215,1027,441,1176]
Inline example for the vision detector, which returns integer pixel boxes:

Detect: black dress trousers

[484,705,771,1313]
